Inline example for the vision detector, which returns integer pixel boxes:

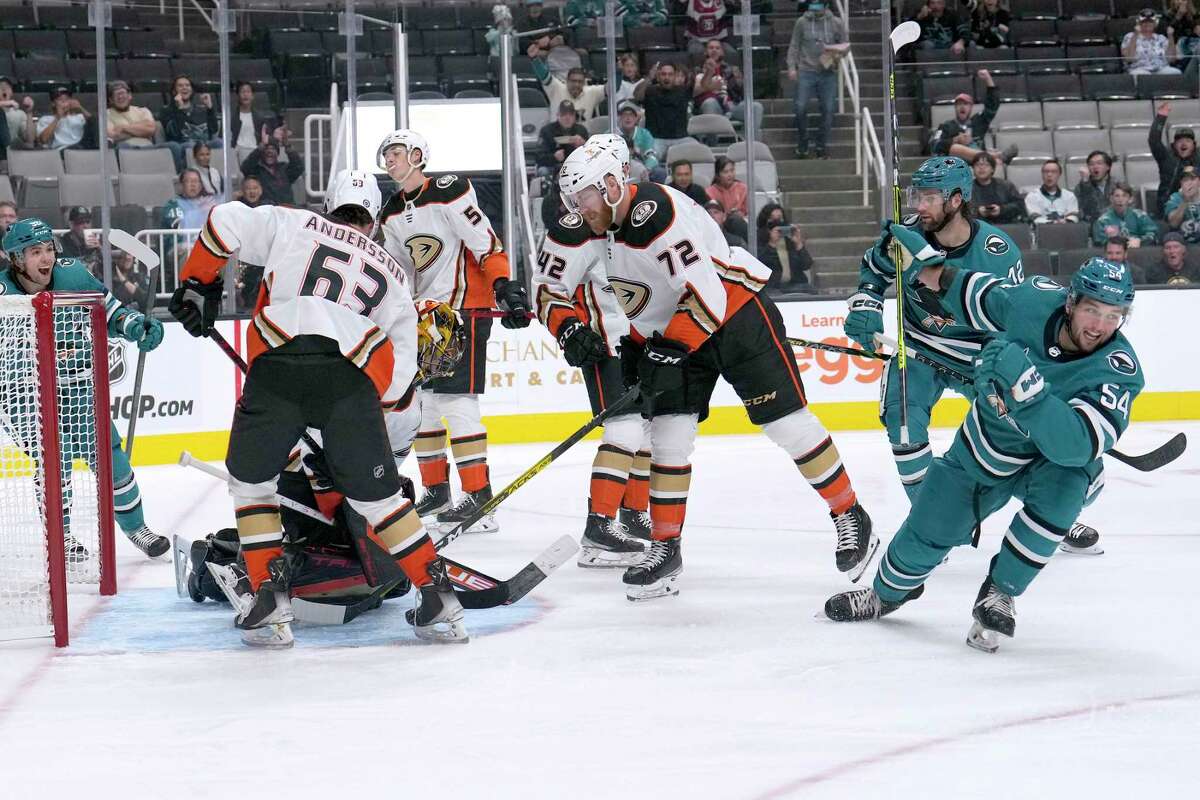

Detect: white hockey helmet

[325,170,382,234]
[558,144,626,214]
[376,128,430,175]
[586,133,631,177]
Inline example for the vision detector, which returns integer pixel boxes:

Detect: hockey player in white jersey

[377,129,532,536]
[536,145,877,600]
[169,170,467,647]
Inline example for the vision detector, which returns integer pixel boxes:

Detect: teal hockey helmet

[1069,257,1136,308]
[910,156,973,203]
[2,217,57,261]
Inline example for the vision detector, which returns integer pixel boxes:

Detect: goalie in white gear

[535,145,877,600]
[169,169,468,647]
[377,129,532,536]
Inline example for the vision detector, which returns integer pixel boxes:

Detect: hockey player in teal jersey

[824,257,1143,652]
[1,218,169,558]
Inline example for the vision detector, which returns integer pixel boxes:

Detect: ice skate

[831,502,879,582]
[235,584,295,649]
[414,481,451,519]
[619,506,653,541]
[63,533,90,563]
[436,486,498,534]
[967,576,1016,653]
[1059,522,1103,556]
[823,584,923,621]
[125,524,170,559]
[622,538,681,601]
[408,558,469,643]
[577,512,645,568]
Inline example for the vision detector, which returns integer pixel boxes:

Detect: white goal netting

[0,293,114,645]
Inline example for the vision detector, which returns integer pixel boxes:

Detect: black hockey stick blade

[1109,432,1187,472]
[455,535,578,610]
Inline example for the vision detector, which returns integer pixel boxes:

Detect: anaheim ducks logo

[436,174,457,189]
[984,234,1009,256]
[560,212,583,229]
[609,277,652,318]
[1107,350,1137,376]
[404,234,444,273]
[631,200,657,227]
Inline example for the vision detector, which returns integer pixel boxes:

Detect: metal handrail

[304,83,338,199]
[860,106,886,207]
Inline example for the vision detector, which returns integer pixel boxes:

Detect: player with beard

[824,258,1141,652]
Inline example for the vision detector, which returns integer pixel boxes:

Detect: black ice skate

[63,533,90,563]
[619,506,653,541]
[823,584,923,621]
[1059,523,1103,556]
[967,576,1016,653]
[831,502,879,583]
[577,513,646,568]
[125,525,170,558]
[408,558,469,643]
[622,538,682,601]
[414,482,451,518]
[436,485,498,534]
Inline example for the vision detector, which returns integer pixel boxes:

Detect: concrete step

[782,188,879,207]
[805,234,877,258]
[787,205,879,224]
[766,137,924,160]
[792,220,880,238]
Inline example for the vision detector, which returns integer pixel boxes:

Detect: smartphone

[777,224,793,236]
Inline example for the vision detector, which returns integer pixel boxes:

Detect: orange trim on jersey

[537,284,577,339]
[663,310,711,353]
[479,248,510,289]
[587,283,610,347]
[179,243,226,284]
[361,340,396,399]
[467,315,479,393]
[720,280,757,323]
[752,294,808,407]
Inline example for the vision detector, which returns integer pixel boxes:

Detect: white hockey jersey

[533,182,771,351]
[379,174,510,309]
[532,216,630,355]
[181,202,418,406]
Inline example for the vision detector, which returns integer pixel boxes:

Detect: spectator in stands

[236,263,265,312]
[537,101,589,177]
[681,0,734,59]
[0,77,35,159]
[1165,165,1200,241]
[694,40,764,133]
[911,0,968,54]
[616,100,665,182]
[756,201,788,234]
[36,87,91,151]
[530,60,607,122]
[787,1,847,160]
[238,175,267,208]
[240,136,303,206]
[970,0,1011,49]
[929,70,1016,165]
[58,206,101,275]
[1093,182,1159,246]
[1150,102,1200,212]
[515,0,562,40]
[612,54,647,108]
[636,62,692,160]
[162,168,217,229]
[668,160,711,206]
[1166,0,1200,69]
[159,75,220,172]
[1074,150,1117,225]
[0,200,15,270]
[1103,235,1146,283]
[1025,160,1080,225]
[484,5,515,58]
[231,82,280,163]
[620,0,668,28]
[564,0,606,29]
[707,156,749,228]
[193,142,224,197]
[971,153,1025,224]
[105,81,156,150]
[705,199,748,249]
[110,248,150,310]
[759,218,813,292]
[1146,231,1200,283]
[1122,8,1181,75]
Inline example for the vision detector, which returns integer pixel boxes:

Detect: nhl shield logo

[630,200,657,227]
[609,277,652,318]
[108,341,127,384]
[1107,350,1137,376]
[984,234,1009,256]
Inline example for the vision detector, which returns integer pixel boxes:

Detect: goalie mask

[376,129,430,184]
[415,299,466,383]
[324,170,382,234]
[558,144,626,216]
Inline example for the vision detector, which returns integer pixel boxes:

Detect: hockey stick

[786,335,1186,472]
[108,230,162,458]
[887,20,922,447]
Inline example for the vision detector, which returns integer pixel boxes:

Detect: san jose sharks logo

[1107,350,1137,376]
[404,234,444,273]
[984,234,1009,256]
[609,277,652,318]
[911,282,955,331]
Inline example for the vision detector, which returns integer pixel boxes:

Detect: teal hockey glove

[974,339,1047,416]
[845,285,885,351]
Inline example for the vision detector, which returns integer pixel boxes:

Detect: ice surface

[2,422,1197,798]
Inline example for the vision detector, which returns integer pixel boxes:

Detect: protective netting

[0,295,106,643]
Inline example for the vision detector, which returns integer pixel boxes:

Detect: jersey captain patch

[404,234,445,273]
[609,277,652,318]
[559,212,583,229]
[631,200,658,227]
[1107,350,1137,376]
[983,234,1009,256]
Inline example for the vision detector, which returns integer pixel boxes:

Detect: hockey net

[0,292,116,647]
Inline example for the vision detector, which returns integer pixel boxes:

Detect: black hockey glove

[637,334,689,395]
[617,335,644,389]
[557,319,607,367]
[168,277,223,338]
[493,278,532,330]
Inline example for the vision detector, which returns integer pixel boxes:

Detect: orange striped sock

[415,428,449,487]
[588,443,633,518]
[373,502,437,587]
[451,432,489,493]
[234,503,284,591]
[622,449,651,512]
[794,436,857,515]
[649,463,691,540]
